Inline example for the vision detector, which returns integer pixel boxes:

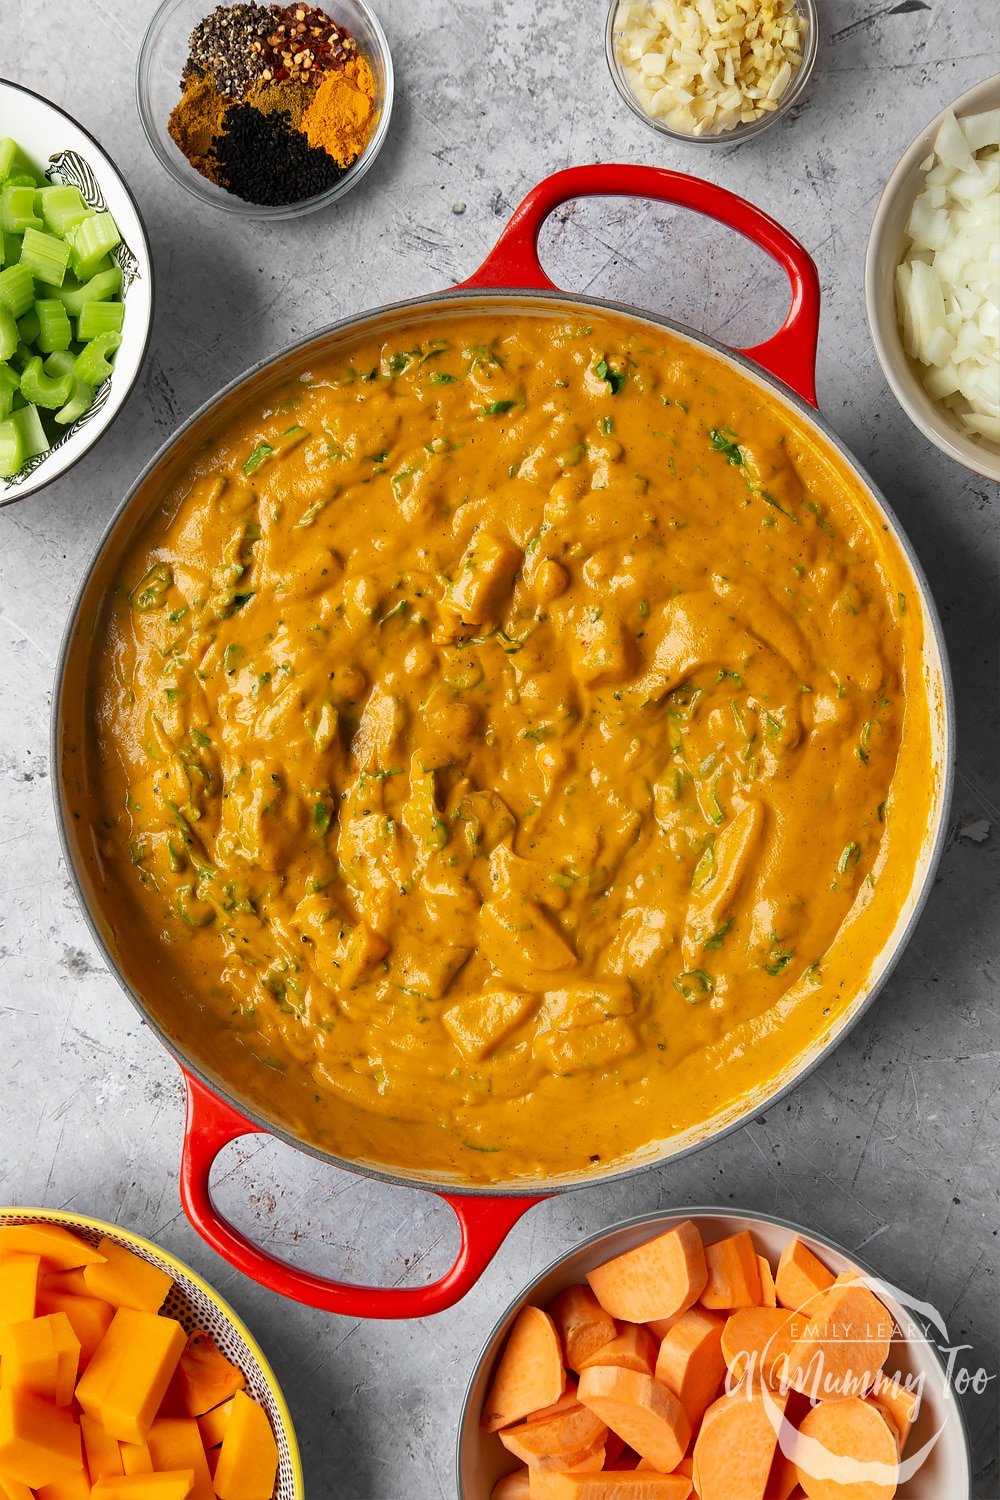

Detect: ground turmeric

[301,57,377,167]
[167,74,228,184]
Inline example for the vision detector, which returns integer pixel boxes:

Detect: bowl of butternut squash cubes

[0,1208,302,1499]
[458,1208,972,1500]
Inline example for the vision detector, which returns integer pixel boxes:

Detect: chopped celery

[43,350,76,378]
[0,139,24,179]
[0,402,49,476]
[68,211,120,280]
[0,415,23,476]
[77,300,123,341]
[8,342,35,372]
[0,137,124,475]
[20,355,73,409]
[0,185,42,233]
[54,378,94,426]
[0,264,35,318]
[0,363,19,419]
[19,226,70,286]
[50,265,121,316]
[36,299,72,352]
[17,307,40,345]
[75,331,120,385]
[0,307,16,361]
[39,185,92,236]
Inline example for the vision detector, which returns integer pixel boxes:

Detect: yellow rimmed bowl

[0,1206,304,1500]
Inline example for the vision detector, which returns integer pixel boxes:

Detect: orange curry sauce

[75,307,935,1182]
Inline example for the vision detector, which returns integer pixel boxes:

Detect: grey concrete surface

[1,1,998,1495]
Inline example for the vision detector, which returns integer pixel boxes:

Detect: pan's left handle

[178,1072,545,1318]
[459,164,821,407]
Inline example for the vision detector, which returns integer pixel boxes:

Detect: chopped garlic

[612,0,807,137]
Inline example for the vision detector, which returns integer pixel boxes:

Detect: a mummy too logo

[723,1267,991,1491]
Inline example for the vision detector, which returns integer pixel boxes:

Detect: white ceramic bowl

[0,1206,304,1499]
[865,73,1000,483]
[0,79,153,507]
[457,1208,973,1499]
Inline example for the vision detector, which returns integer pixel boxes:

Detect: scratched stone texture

[0,1,997,1495]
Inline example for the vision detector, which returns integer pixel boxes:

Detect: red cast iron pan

[53,165,953,1319]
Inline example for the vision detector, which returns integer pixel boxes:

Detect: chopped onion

[612,0,806,138]
[896,107,1000,447]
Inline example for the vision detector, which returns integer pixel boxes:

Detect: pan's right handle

[178,1072,545,1318]
[460,164,821,407]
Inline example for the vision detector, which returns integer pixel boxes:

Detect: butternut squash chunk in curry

[87,309,933,1180]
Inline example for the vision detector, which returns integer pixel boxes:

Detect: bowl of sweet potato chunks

[458,1208,972,1500]
[0,1207,301,1498]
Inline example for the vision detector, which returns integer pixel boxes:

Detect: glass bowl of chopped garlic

[606,0,818,144]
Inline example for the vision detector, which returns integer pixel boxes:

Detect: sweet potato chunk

[499,1402,607,1471]
[579,1325,657,1377]
[692,1383,787,1500]
[653,1307,725,1426]
[795,1396,899,1499]
[577,1367,690,1474]
[547,1286,617,1374]
[783,1278,893,1400]
[586,1223,707,1324]
[482,1307,565,1433]
[774,1238,835,1313]
[700,1231,762,1310]
[868,1371,920,1453]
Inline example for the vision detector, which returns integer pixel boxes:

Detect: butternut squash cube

[0,1474,34,1500]
[148,1418,214,1500]
[175,1334,245,1418]
[76,1308,186,1444]
[0,1313,80,1406]
[34,1468,92,1500]
[120,1439,154,1474]
[81,1412,124,1480]
[91,1476,195,1499]
[0,1228,103,1272]
[83,1240,172,1315]
[0,1256,39,1328]
[195,1397,234,1450]
[40,1270,88,1297]
[0,1385,82,1488]
[35,1289,115,1369]
[212,1391,279,1500]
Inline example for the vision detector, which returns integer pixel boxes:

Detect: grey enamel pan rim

[51,285,956,1200]
[455,1205,974,1498]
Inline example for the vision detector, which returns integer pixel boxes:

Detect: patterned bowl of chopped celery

[0,79,152,505]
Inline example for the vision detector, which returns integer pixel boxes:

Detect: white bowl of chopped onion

[866,74,1000,482]
[605,0,817,144]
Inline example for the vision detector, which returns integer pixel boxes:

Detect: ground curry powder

[301,56,376,166]
[167,73,228,183]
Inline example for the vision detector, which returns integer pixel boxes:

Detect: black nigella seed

[210,104,346,205]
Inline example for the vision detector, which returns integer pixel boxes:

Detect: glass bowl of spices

[137,0,394,218]
[606,0,818,145]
